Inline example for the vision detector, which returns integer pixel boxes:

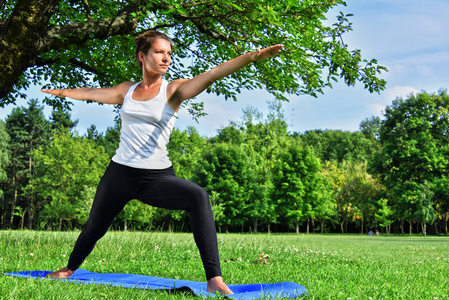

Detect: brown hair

[135,30,172,68]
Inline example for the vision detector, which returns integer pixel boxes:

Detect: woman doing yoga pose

[41,30,282,295]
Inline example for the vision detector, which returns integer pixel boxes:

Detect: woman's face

[139,38,172,74]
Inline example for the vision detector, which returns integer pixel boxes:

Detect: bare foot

[45,267,75,279]
[207,276,233,295]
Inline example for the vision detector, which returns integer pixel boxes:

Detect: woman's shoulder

[118,81,139,89]
[115,81,138,96]
[166,78,188,94]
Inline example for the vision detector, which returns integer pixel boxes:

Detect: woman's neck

[140,73,163,88]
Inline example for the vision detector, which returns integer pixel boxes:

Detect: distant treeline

[1,90,448,235]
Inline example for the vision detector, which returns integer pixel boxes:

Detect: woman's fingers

[41,89,65,98]
[254,44,283,61]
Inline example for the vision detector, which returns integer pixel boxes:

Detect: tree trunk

[253,218,258,234]
[58,218,62,231]
[409,220,412,235]
[0,0,59,101]
[445,215,448,235]
[124,219,127,232]
[361,219,364,235]
[296,222,299,235]
[444,220,447,235]
[27,154,32,229]
[20,208,26,230]
[0,202,3,227]
[321,220,324,234]
[10,175,17,225]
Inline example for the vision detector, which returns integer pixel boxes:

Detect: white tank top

[111,80,177,169]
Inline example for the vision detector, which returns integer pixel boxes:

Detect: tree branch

[68,57,104,76]
[81,0,92,19]
[152,2,249,45]
[37,2,146,53]
[34,56,106,79]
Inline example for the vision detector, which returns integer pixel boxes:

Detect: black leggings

[67,160,221,280]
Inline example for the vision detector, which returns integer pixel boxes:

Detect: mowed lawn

[1,230,448,299]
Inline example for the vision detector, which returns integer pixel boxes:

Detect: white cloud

[367,86,419,116]
[385,86,419,100]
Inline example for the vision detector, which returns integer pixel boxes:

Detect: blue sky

[2,0,449,137]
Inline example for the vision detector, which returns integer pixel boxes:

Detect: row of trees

[1,91,449,235]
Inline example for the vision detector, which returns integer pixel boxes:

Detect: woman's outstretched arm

[168,45,283,108]
[41,81,134,104]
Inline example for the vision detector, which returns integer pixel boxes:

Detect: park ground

[1,231,448,299]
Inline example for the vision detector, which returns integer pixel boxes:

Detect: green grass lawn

[1,230,448,299]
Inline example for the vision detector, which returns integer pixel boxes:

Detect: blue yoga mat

[3,269,307,299]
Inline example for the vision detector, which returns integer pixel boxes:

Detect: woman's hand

[251,44,283,62]
[41,89,69,98]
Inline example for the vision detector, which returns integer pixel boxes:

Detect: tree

[413,181,437,236]
[85,124,102,141]
[211,101,289,233]
[433,176,449,235]
[359,115,381,141]
[0,120,11,225]
[0,120,10,183]
[4,98,50,228]
[86,121,122,159]
[194,143,250,232]
[375,198,394,234]
[377,91,449,184]
[272,142,321,234]
[50,105,78,132]
[168,126,207,180]
[373,90,449,230]
[315,161,341,233]
[337,171,383,234]
[119,199,156,231]
[31,129,109,230]
[300,129,380,163]
[238,102,289,233]
[1,0,386,114]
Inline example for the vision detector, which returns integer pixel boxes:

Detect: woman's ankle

[206,276,233,295]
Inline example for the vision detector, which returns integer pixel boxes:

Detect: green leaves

[31,129,109,229]
[2,0,387,115]
[272,142,322,227]
[374,90,449,223]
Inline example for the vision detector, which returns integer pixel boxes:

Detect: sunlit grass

[1,231,448,299]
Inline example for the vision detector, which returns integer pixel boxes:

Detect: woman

[41,30,282,295]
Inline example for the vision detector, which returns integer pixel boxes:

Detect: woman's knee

[185,184,210,208]
[82,218,110,240]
